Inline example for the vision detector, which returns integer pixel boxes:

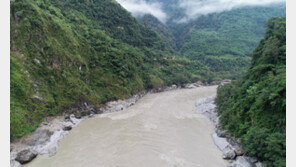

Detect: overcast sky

[116,0,285,23]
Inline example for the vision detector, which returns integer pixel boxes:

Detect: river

[26,85,227,167]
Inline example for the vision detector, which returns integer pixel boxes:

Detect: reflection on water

[27,86,227,167]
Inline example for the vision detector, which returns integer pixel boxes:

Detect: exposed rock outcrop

[15,149,37,164]
[197,95,263,167]
[63,126,72,131]
[232,156,254,167]
[222,145,236,160]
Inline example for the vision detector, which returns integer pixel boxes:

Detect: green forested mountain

[178,6,285,79]
[10,0,213,139]
[177,6,286,56]
[215,17,286,166]
[10,0,286,144]
[139,4,285,79]
[139,14,177,53]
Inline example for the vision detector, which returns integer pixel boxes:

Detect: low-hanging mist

[116,0,167,23]
[116,0,285,23]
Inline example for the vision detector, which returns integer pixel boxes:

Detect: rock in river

[222,145,236,160]
[63,126,72,131]
[15,149,37,164]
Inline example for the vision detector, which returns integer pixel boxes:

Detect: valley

[10,0,286,166]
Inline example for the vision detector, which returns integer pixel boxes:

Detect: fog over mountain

[178,0,285,22]
[116,0,167,22]
[116,0,285,23]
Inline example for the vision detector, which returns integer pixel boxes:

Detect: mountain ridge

[10,0,286,141]
[215,17,286,167]
[10,0,213,139]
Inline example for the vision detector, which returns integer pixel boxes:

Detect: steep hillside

[178,5,286,57]
[178,6,285,79]
[138,4,285,79]
[139,14,177,53]
[10,0,212,139]
[10,0,286,141]
[215,17,286,167]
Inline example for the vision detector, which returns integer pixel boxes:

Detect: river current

[26,86,227,167]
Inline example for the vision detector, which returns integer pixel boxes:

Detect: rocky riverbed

[10,80,230,167]
[196,95,266,167]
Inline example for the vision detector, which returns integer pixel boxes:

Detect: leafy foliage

[10,0,214,139]
[140,5,285,80]
[140,14,177,53]
[215,17,286,166]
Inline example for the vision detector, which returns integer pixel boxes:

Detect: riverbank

[21,84,227,167]
[196,95,266,167]
[10,80,229,167]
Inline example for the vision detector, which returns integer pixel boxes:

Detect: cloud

[116,0,285,23]
[178,0,286,21]
[116,0,167,23]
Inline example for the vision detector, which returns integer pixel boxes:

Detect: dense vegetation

[215,17,286,166]
[10,0,286,147]
[139,14,177,54]
[174,6,286,54]
[140,4,285,79]
[10,0,219,139]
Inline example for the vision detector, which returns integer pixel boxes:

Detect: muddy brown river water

[26,86,227,167]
